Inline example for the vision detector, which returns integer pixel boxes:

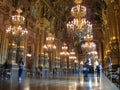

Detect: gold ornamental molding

[0,1,15,14]
[0,2,8,14]
[42,0,65,27]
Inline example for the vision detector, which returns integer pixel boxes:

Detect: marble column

[39,27,45,68]
[0,30,7,64]
[15,40,25,62]
[35,29,40,68]
[7,39,17,65]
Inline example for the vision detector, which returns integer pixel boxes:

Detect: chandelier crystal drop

[83,34,93,41]
[66,20,75,31]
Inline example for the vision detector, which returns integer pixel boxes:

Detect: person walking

[18,58,24,81]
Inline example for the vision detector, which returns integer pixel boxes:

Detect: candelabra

[69,49,77,69]
[60,43,69,69]
[43,33,56,70]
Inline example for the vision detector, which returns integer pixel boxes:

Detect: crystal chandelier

[81,20,96,51]
[67,0,87,34]
[60,43,69,56]
[6,8,28,39]
[67,18,86,31]
[60,43,69,69]
[69,5,86,31]
[69,49,77,60]
[71,0,86,30]
[43,33,56,51]
[81,41,96,52]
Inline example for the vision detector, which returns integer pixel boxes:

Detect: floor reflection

[0,74,119,90]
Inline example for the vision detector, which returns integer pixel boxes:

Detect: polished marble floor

[0,73,119,90]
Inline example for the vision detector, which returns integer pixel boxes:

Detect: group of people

[83,58,102,77]
[1,57,102,80]
[0,57,24,81]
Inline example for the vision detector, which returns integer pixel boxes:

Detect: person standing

[96,64,101,77]
[1,60,10,70]
[18,58,24,81]
[108,56,112,71]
